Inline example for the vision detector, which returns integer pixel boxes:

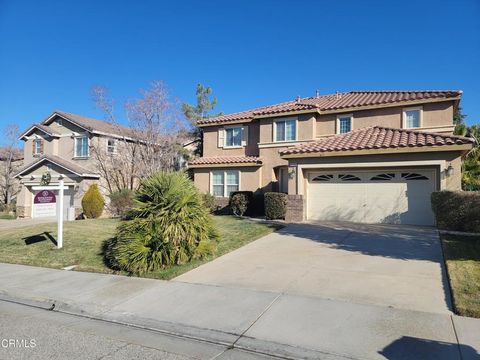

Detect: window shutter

[242,126,248,146]
[40,140,44,154]
[32,140,35,154]
[217,128,224,148]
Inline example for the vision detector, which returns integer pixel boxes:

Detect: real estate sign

[33,190,56,217]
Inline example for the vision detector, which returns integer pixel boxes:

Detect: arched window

[401,173,429,180]
[311,174,333,182]
[339,174,361,181]
[370,173,395,181]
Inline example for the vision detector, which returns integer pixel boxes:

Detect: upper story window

[218,126,248,148]
[403,107,422,128]
[337,115,353,134]
[225,127,242,147]
[211,170,239,197]
[107,139,116,154]
[274,118,296,142]
[74,135,89,158]
[33,139,43,156]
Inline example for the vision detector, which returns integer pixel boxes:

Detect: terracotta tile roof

[189,156,262,166]
[198,90,462,125]
[14,155,100,178]
[280,126,475,156]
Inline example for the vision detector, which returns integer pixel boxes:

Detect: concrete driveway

[175,222,452,314]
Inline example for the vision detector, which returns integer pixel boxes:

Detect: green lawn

[441,233,480,318]
[0,213,15,220]
[0,216,279,280]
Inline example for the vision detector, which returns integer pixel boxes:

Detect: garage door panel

[307,169,436,226]
[364,182,408,224]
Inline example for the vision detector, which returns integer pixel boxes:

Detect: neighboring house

[178,137,201,170]
[189,90,476,226]
[14,111,138,219]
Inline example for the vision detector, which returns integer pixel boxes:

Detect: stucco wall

[203,122,260,157]
[258,147,289,191]
[193,166,262,194]
[259,113,315,144]
[315,101,455,137]
[24,133,56,164]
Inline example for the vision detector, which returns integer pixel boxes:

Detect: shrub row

[431,191,480,233]
[264,192,287,220]
[203,191,287,219]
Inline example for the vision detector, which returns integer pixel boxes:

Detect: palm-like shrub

[108,171,219,274]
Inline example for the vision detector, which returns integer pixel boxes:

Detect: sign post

[57,179,64,249]
[32,179,68,249]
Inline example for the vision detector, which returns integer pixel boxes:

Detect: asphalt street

[0,300,278,360]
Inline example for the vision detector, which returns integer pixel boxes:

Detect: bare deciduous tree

[0,124,22,207]
[90,81,188,194]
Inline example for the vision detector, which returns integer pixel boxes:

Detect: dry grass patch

[441,233,480,318]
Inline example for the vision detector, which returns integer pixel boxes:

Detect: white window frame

[273,117,297,142]
[74,134,89,158]
[106,138,116,154]
[210,170,240,197]
[33,139,42,156]
[402,106,423,129]
[336,114,353,134]
[223,126,243,148]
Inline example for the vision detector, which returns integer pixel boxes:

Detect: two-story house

[189,90,475,226]
[14,110,138,219]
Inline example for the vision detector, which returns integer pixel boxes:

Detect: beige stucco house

[14,111,139,219]
[189,90,475,226]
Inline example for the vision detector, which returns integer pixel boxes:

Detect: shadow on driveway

[379,336,479,360]
[279,222,441,261]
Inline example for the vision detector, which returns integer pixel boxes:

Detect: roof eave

[188,162,263,168]
[14,157,100,179]
[42,112,92,132]
[18,125,60,140]
[281,143,474,159]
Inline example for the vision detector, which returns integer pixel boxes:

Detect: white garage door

[307,169,436,226]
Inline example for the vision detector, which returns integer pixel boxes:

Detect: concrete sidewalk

[0,263,478,360]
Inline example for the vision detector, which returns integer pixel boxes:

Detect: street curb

[0,291,340,360]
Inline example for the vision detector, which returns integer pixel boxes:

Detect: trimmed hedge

[229,191,253,216]
[264,192,287,220]
[230,192,250,216]
[431,191,480,232]
[82,184,105,219]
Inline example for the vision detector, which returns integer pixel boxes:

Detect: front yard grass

[0,216,279,280]
[0,213,15,220]
[441,233,480,318]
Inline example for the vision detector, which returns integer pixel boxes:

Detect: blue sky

[0,0,479,145]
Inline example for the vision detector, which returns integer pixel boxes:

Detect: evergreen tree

[182,84,222,156]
